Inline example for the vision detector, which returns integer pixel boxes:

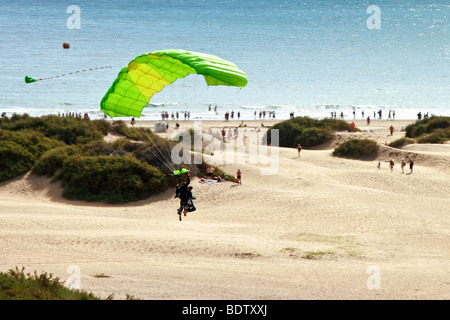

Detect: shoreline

[131,118,418,129]
[131,118,420,148]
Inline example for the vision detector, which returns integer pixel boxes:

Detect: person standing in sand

[401,159,406,173]
[297,144,302,157]
[390,125,394,136]
[409,159,414,173]
[389,159,395,172]
[236,169,242,185]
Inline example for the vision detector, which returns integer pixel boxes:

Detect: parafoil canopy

[173,168,190,175]
[101,49,248,118]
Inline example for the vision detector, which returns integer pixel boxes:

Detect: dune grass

[0,267,141,300]
[1,114,235,203]
[264,116,354,148]
[0,267,100,300]
[405,116,450,144]
[332,139,379,159]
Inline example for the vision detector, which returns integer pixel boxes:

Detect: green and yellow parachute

[100,49,248,118]
[173,168,190,176]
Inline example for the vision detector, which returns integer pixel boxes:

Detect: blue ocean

[0,0,449,120]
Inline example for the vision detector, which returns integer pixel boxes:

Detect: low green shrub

[0,141,35,182]
[55,154,167,203]
[33,145,77,177]
[388,137,415,148]
[0,267,100,300]
[416,128,450,144]
[265,116,353,148]
[0,114,109,145]
[0,129,63,182]
[78,141,115,157]
[405,116,450,143]
[332,139,379,159]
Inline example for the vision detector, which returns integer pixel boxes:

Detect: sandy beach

[0,118,449,300]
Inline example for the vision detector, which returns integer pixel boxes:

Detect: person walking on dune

[389,159,395,172]
[236,169,242,185]
[297,144,302,157]
[409,159,414,173]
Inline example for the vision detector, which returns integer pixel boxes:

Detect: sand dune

[0,119,449,300]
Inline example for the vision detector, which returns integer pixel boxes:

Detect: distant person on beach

[389,125,394,136]
[236,169,242,185]
[350,122,356,132]
[297,144,302,157]
[227,129,233,141]
[206,166,215,179]
[401,159,406,173]
[409,159,414,173]
[389,159,395,172]
[367,116,371,125]
[377,161,381,170]
[130,117,136,126]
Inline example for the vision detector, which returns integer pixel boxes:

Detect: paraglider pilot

[174,174,196,220]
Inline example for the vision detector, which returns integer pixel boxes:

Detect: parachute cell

[100,49,248,118]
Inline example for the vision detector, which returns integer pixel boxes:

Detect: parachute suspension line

[25,66,112,83]
[140,128,177,173]
[135,129,171,171]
